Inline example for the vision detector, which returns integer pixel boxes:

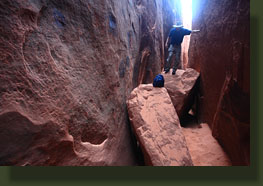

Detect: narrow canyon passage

[180,114,231,166]
[182,123,231,166]
[0,0,249,166]
[127,69,232,166]
[164,0,231,165]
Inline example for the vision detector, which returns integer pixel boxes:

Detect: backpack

[153,74,164,87]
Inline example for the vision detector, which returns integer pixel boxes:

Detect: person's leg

[165,45,174,73]
[172,45,181,75]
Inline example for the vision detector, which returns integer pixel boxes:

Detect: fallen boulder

[127,84,193,166]
[163,68,200,119]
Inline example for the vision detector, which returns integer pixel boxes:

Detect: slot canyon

[0,0,249,166]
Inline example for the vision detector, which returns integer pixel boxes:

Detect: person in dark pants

[165,22,200,75]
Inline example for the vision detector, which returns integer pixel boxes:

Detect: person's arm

[191,30,200,33]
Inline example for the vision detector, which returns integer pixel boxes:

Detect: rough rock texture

[127,84,193,166]
[0,0,175,165]
[132,0,165,87]
[181,34,191,70]
[163,68,200,120]
[182,123,231,166]
[188,0,250,165]
[212,76,250,165]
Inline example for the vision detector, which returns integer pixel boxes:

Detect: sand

[182,123,232,166]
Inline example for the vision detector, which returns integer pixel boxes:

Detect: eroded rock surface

[212,76,250,165]
[127,84,193,166]
[163,68,200,120]
[182,123,231,166]
[188,0,250,165]
[0,0,175,165]
[189,0,250,124]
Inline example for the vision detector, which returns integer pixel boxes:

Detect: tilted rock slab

[163,68,200,119]
[127,84,193,166]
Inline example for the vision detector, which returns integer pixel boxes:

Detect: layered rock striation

[188,0,250,165]
[0,0,175,165]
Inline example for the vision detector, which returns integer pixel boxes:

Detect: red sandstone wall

[0,0,175,165]
[188,0,250,165]
[132,0,165,86]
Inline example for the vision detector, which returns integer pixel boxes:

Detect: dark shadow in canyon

[180,113,200,129]
[126,108,145,166]
[179,76,200,129]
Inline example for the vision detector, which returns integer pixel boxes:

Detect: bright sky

[181,0,192,29]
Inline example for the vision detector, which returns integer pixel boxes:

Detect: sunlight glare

[181,0,192,29]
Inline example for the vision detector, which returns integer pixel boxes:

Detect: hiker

[164,22,200,75]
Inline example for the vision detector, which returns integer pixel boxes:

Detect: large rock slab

[0,0,176,165]
[163,68,200,119]
[127,84,193,166]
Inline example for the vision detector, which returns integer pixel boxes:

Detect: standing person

[165,22,200,75]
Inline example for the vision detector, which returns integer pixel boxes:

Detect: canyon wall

[188,0,250,165]
[0,0,175,165]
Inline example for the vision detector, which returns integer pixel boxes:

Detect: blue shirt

[169,27,192,45]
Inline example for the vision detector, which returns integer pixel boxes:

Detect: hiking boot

[172,70,176,75]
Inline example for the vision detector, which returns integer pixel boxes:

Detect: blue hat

[173,21,183,28]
